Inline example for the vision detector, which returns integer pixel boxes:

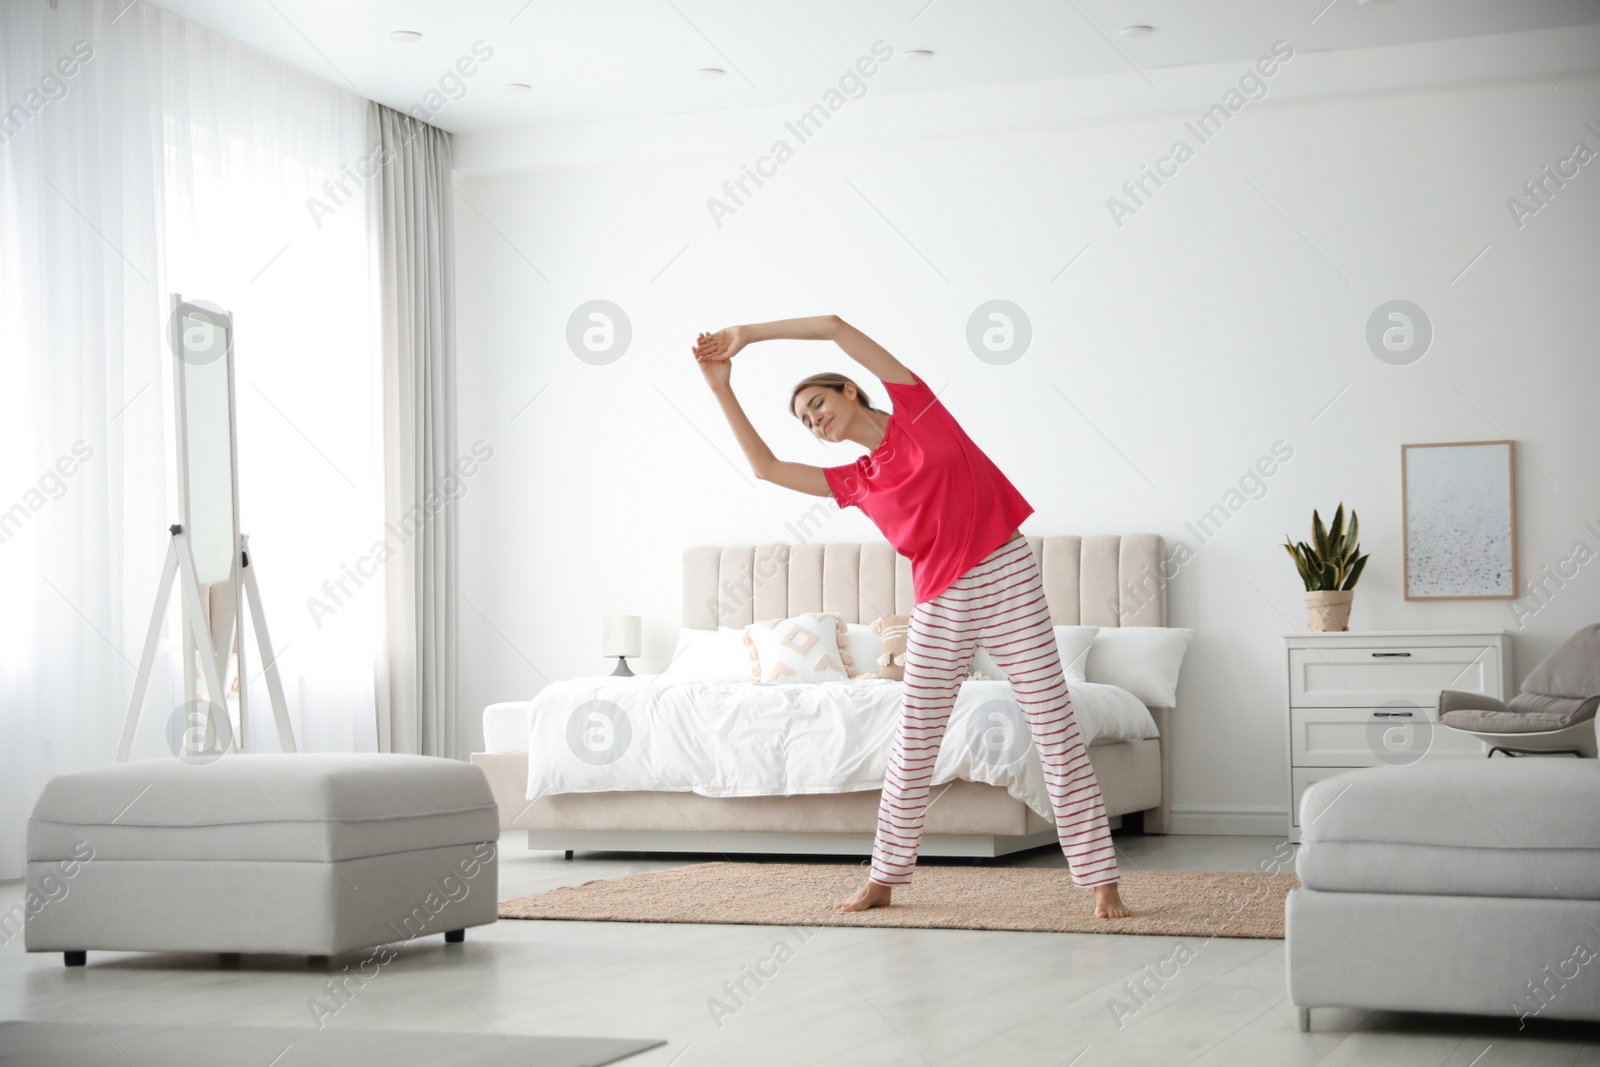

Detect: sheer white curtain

[0,0,383,879]
[156,12,384,760]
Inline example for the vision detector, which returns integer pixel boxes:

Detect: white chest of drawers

[1283,629,1510,842]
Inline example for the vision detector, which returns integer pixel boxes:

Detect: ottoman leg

[1296,1006,1311,1032]
[445,929,465,944]
[63,952,86,967]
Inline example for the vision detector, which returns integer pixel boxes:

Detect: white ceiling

[144,0,1600,133]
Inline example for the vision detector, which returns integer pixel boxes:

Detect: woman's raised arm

[761,460,831,497]
[696,357,830,496]
[699,316,918,387]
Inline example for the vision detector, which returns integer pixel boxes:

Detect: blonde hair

[789,372,884,421]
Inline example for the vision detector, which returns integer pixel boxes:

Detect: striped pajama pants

[869,532,1120,889]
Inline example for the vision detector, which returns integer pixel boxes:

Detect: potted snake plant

[1283,503,1368,632]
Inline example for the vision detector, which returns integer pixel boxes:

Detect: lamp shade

[602,615,641,658]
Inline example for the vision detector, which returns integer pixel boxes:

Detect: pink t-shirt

[822,372,1035,605]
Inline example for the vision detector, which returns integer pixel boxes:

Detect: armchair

[1438,623,1599,758]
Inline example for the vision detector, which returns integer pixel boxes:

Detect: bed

[471,534,1173,859]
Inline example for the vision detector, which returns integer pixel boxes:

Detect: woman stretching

[692,315,1130,920]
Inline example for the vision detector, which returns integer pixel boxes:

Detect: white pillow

[658,627,751,682]
[1084,626,1194,707]
[843,623,886,680]
[1055,626,1098,683]
[972,625,1098,684]
[743,612,851,683]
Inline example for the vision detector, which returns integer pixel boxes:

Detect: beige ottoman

[25,753,499,966]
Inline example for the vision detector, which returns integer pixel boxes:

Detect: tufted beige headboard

[683,534,1166,630]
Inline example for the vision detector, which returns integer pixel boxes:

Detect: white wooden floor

[3,832,1596,1066]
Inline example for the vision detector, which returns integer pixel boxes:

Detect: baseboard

[1167,805,1287,837]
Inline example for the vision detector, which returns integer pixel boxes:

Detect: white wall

[451,30,1600,832]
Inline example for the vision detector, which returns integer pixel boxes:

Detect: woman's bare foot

[1095,882,1130,919]
[834,879,894,913]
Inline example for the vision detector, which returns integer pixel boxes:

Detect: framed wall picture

[1401,440,1516,600]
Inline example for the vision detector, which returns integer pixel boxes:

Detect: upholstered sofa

[1287,758,1600,1029]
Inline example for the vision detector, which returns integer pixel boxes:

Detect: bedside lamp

[603,615,641,677]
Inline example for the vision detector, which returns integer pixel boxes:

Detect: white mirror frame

[171,294,245,740]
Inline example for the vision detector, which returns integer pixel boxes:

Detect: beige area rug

[499,863,1299,939]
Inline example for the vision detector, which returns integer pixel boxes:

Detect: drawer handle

[1373,710,1414,718]
[1372,652,1412,657]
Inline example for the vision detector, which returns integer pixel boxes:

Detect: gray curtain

[369,102,457,757]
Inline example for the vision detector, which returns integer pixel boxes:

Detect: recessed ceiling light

[1119,25,1154,38]
[694,67,725,80]
[502,83,532,93]
[904,49,935,61]
[389,30,422,43]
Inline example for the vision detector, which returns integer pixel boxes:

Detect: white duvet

[505,675,1159,821]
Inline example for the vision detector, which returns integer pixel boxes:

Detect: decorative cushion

[743,612,852,683]
[659,626,751,682]
[858,616,999,683]
[843,623,887,681]
[871,614,909,682]
[973,625,1098,684]
[1084,626,1194,707]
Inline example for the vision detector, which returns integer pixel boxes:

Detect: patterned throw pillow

[866,615,1000,682]
[870,614,910,681]
[743,612,855,682]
